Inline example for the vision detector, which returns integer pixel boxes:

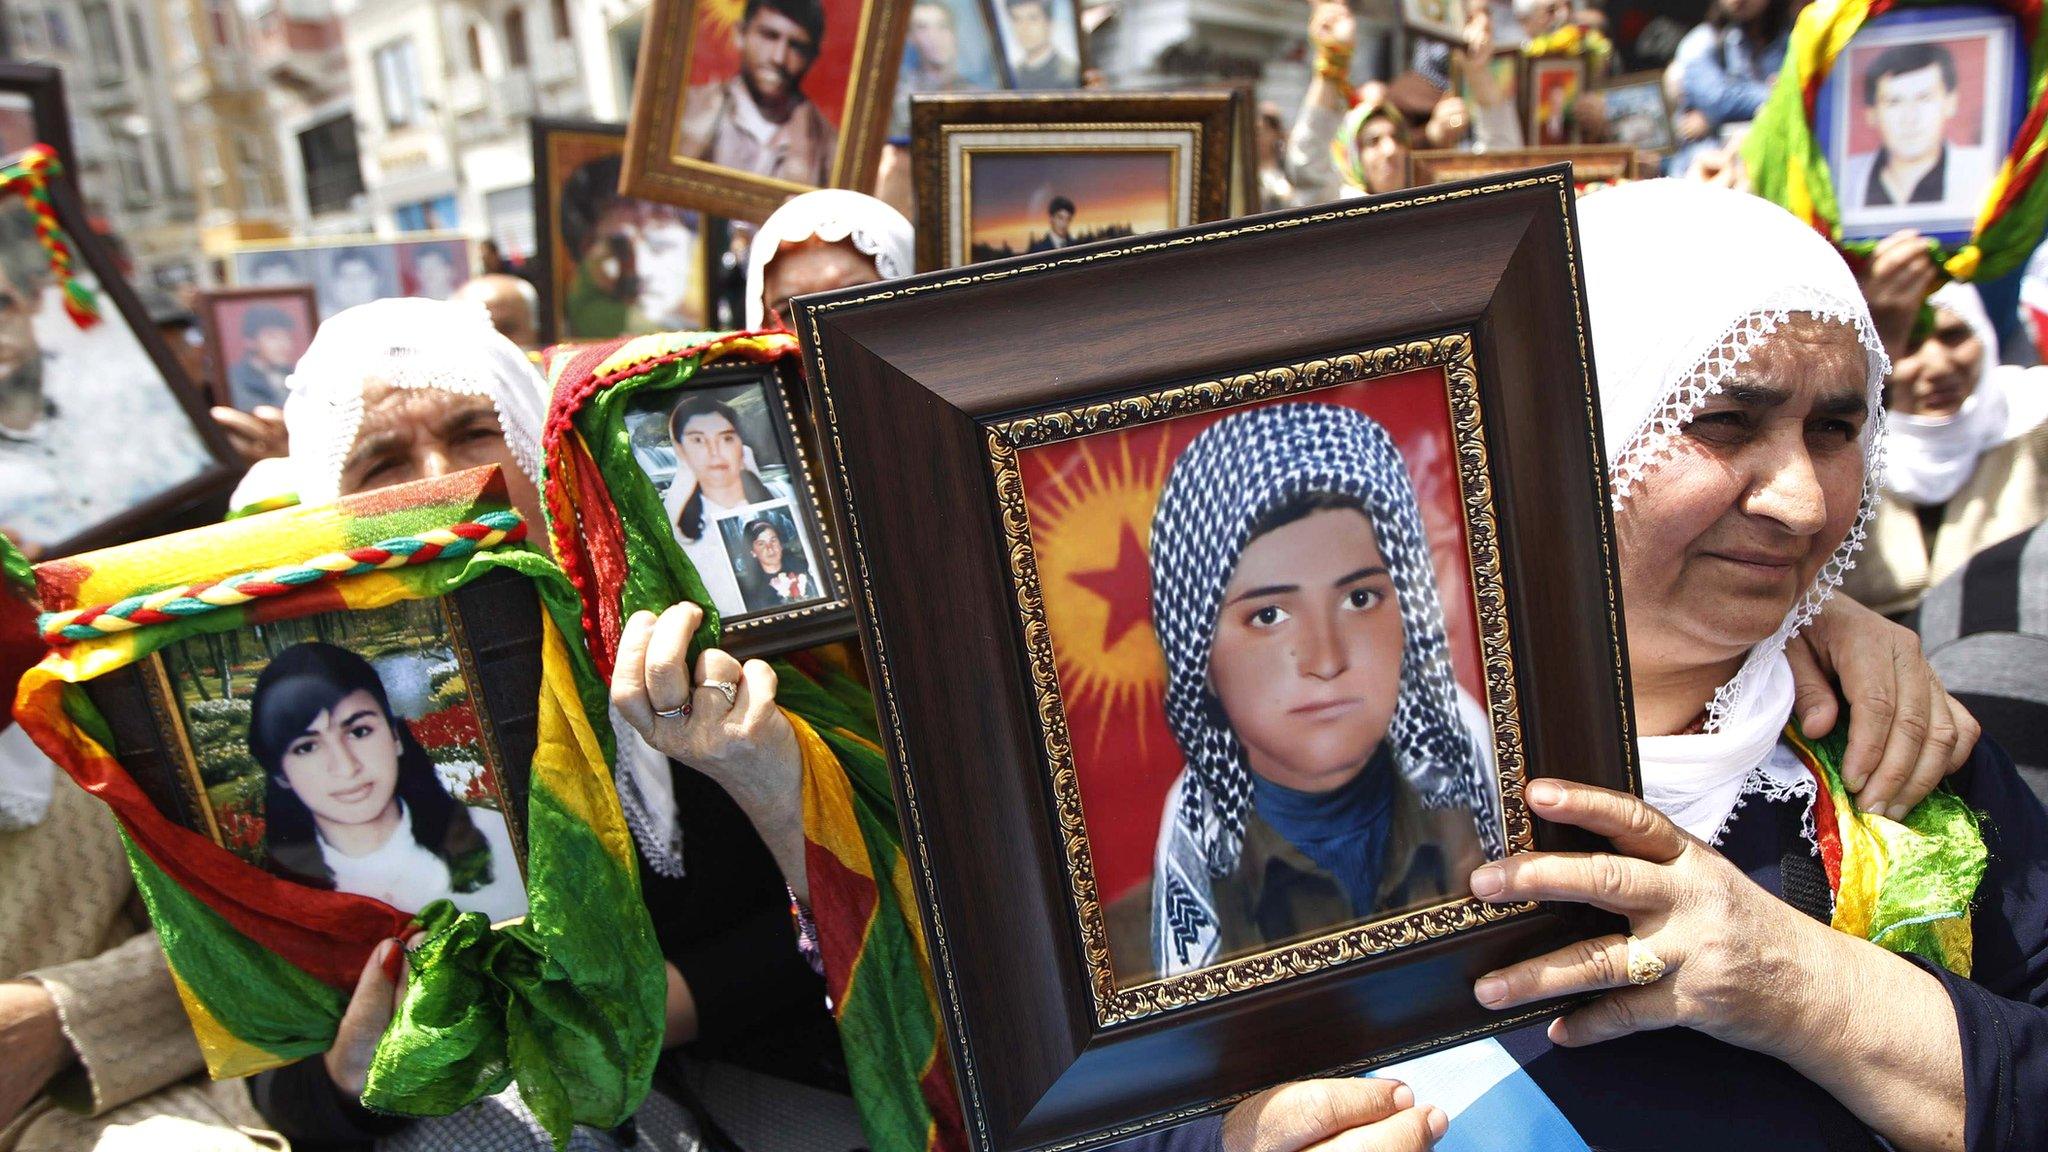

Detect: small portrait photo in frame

[532,119,712,345]
[1408,144,1640,186]
[1819,8,2023,242]
[1597,70,1676,152]
[234,247,316,290]
[910,91,1236,270]
[1524,54,1590,146]
[992,0,1083,88]
[1403,0,1466,47]
[620,361,847,645]
[313,244,402,319]
[199,286,318,413]
[621,0,911,220]
[397,238,471,300]
[891,0,1013,136]
[89,568,541,925]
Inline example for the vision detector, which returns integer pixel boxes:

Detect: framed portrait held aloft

[890,0,1015,137]
[1524,54,1591,145]
[794,170,1637,1151]
[619,0,913,221]
[531,119,716,346]
[1408,144,1640,186]
[0,68,239,558]
[1403,0,1467,46]
[1816,7,2024,242]
[229,234,475,319]
[1597,70,1677,151]
[990,0,1084,88]
[908,90,1238,271]
[540,333,855,660]
[198,286,318,413]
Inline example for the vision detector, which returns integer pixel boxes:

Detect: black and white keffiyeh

[1147,402,1501,975]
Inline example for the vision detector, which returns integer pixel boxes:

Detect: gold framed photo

[1408,144,1640,187]
[908,90,1238,270]
[619,0,913,221]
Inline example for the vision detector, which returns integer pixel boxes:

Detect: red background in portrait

[1017,368,1485,904]
[1843,34,1991,154]
[685,0,864,129]
[214,296,317,380]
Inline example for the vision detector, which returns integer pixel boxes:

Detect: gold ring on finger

[1625,935,1666,986]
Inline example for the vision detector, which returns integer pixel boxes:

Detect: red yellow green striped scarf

[1745,0,2048,283]
[542,331,967,1152]
[12,469,665,1143]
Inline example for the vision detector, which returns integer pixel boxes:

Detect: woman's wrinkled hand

[1858,230,1939,360]
[210,405,288,464]
[1468,779,1836,1057]
[1222,1078,1447,1152]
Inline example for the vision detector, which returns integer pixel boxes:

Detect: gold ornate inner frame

[986,333,1533,1025]
[136,594,531,878]
[943,125,1195,269]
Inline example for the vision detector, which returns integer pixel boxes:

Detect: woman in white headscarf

[1843,281,2048,617]
[744,189,914,333]
[250,299,847,1151]
[1173,182,2048,1152]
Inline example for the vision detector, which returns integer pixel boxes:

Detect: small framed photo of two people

[1524,54,1590,146]
[795,171,1635,1150]
[0,66,238,557]
[619,359,852,656]
[87,568,542,925]
[531,119,715,345]
[619,0,912,221]
[197,286,317,413]
[1817,8,2027,244]
[908,91,1238,271]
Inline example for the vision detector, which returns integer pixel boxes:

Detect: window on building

[373,38,425,127]
[466,23,485,72]
[45,9,69,50]
[394,194,458,233]
[503,8,529,68]
[297,113,365,214]
[550,0,570,39]
[484,184,535,260]
[115,136,150,206]
[611,14,644,110]
[127,7,153,72]
[13,8,43,51]
[84,4,121,81]
[236,136,271,209]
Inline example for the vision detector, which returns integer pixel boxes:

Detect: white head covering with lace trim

[280,298,687,877]
[1579,181,1888,841]
[744,190,914,330]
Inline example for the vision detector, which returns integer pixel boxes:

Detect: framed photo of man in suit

[621,0,912,221]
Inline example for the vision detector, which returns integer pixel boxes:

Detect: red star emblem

[1070,521,1154,651]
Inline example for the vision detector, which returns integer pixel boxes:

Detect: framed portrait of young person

[1596,70,1677,152]
[1523,54,1590,145]
[531,119,717,345]
[890,0,1015,138]
[619,0,913,221]
[908,90,1238,270]
[198,286,319,413]
[1408,144,1640,186]
[0,66,240,559]
[1816,7,2026,243]
[793,169,1635,1151]
[990,0,1084,88]
[230,234,474,319]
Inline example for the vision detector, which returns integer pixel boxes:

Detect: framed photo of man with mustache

[621,0,914,221]
[0,63,240,560]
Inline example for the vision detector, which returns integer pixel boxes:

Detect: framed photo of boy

[908,90,1237,271]
[198,286,318,413]
[990,0,1084,88]
[1523,54,1590,146]
[1816,8,2025,243]
[619,0,913,221]
[793,169,1634,1151]
[1597,70,1677,152]
[0,64,239,558]
[530,119,716,346]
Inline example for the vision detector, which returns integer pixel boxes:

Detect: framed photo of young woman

[908,90,1238,270]
[794,168,1635,1151]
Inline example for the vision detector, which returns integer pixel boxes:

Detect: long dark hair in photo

[670,394,774,542]
[249,642,492,892]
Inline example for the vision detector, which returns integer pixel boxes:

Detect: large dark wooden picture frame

[794,170,1636,1152]
[909,90,1237,270]
[0,64,240,557]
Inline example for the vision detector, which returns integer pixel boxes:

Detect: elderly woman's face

[1208,507,1406,793]
[759,237,883,331]
[1891,306,1984,418]
[1617,315,1870,671]
[276,687,404,833]
[338,381,544,529]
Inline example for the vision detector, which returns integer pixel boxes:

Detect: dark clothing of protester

[1027,233,1074,253]
[1916,519,2048,805]
[250,762,840,1148]
[1011,51,1078,89]
[1865,145,1948,207]
[228,357,289,412]
[1116,738,2048,1152]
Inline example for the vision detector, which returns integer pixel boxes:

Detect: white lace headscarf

[280,298,688,877]
[1580,181,1888,841]
[744,190,914,330]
